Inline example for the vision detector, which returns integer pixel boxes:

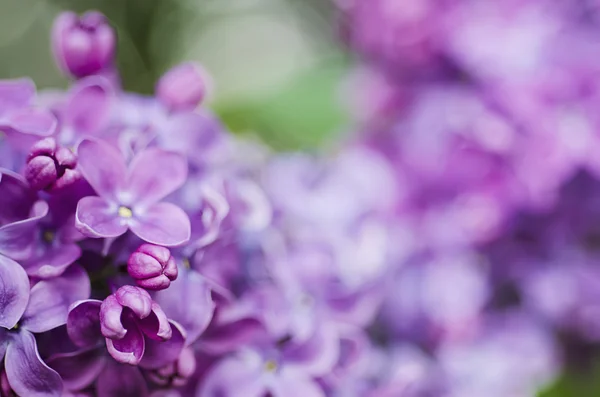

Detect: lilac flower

[156,63,207,112]
[24,137,79,192]
[128,244,178,290]
[75,138,191,246]
[0,261,90,396]
[52,11,116,79]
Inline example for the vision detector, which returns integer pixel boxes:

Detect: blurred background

[0,0,349,150]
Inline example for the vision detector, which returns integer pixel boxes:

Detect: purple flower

[156,63,207,112]
[25,137,79,192]
[68,285,184,366]
[128,244,178,291]
[51,11,116,79]
[75,138,191,246]
[0,260,90,396]
[146,346,196,387]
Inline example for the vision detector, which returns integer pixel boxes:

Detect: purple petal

[76,139,126,201]
[0,169,37,223]
[5,108,56,137]
[105,317,145,365]
[67,299,103,348]
[23,242,81,279]
[0,255,30,329]
[139,320,185,369]
[5,330,63,397]
[197,353,266,397]
[153,269,215,344]
[127,148,187,208]
[200,317,266,355]
[46,346,106,391]
[138,302,172,341]
[115,285,153,319]
[130,202,191,246]
[96,359,148,397]
[64,77,112,135]
[99,295,126,339]
[75,196,126,239]
[21,264,91,333]
[0,200,48,261]
[270,370,325,397]
[0,78,35,112]
[283,324,339,377]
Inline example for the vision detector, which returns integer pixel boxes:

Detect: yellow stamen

[182,258,191,269]
[42,230,55,243]
[264,360,277,373]
[118,206,133,218]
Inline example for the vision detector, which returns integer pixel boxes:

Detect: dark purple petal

[0,255,30,329]
[46,346,106,391]
[283,324,339,377]
[0,169,37,224]
[21,264,91,333]
[0,200,49,261]
[67,299,103,348]
[5,330,63,397]
[130,202,191,246]
[96,359,148,397]
[139,320,185,369]
[105,317,145,365]
[64,77,112,135]
[127,148,187,208]
[76,139,126,201]
[138,302,172,341]
[200,317,266,355]
[153,269,215,344]
[75,196,126,239]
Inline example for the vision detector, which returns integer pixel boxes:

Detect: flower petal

[5,108,56,137]
[270,370,325,397]
[139,320,185,370]
[64,77,112,135]
[67,299,103,348]
[153,269,215,344]
[105,317,145,365]
[130,202,191,246]
[96,359,148,397]
[23,242,81,279]
[5,330,63,397]
[46,346,106,391]
[0,200,49,261]
[0,78,35,112]
[0,255,30,329]
[137,302,172,341]
[127,148,187,208]
[21,264,91,333]
[76,139,126,200]
[197,353,265,397]
[75,196,126,239]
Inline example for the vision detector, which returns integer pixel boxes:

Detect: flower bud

[24,137,79,192]
[156,63,206,111]
[147,347,196,387]
[52,11,116,78]
[128,244,178,291]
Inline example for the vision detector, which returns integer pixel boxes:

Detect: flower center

[264,360,277,373]
[42,230,55,243]
[118,206,133,218]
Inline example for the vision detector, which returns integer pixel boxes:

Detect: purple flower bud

[156,63,206,111]
[147,347,196,387]
[24,137,79,192]
[128,244,178,291]
[52,11,116,78]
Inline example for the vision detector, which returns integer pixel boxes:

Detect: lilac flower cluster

[336,0,600,395]
[0,10,402,397]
